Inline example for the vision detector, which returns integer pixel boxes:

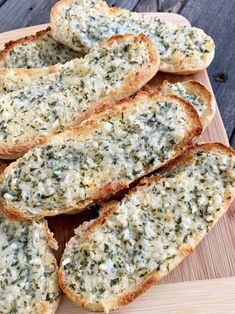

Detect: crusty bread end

[159,80,215,130]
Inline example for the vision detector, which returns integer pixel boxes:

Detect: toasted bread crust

[185,80,215,127]
[0,34,160,159]
[0,26,80,69]
[51,0,215,74]
[0,91,202,220]
[36,219,60,314]
[59,143,235,312]
[140,142,235,185]
[159,80,215,130]
[0,27,51,66]
[0,59,70,88]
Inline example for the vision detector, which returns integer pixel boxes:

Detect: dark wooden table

[0,0,234,146]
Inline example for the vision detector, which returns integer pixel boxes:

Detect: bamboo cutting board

[0,13,234,313]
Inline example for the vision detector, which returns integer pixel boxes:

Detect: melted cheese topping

[60,150,235,302]
[162,82,206,119]
[0,31,80,68]
[52,0,215,72]
[0,36,151,147]
[0,214,59,313]
[1,96,191,216]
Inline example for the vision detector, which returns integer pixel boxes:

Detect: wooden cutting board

[0,13,234,313]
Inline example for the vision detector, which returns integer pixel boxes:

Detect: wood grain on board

[56,277,235,314]
[0,11,234,314]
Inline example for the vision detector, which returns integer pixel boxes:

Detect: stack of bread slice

[0,1,234,314]
[59,143,235,313]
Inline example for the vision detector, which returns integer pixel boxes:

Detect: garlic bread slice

[0,91,201,219]
[160,80,215,129]
[59,143,235,313]
[0,34,159,159]
[51,0,215,74]
[0,27,80,69]
[0,214,60,313]
[0,160,60,314]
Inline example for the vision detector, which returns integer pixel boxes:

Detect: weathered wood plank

[135,0,158,13]
[158,0,187,13]
[0,0,56,32]
[107,0,140,10]
[180,0,235,142]
[0,0,7,8]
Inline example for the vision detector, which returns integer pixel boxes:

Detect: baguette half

[0,34,159,159]
[0,27,80,69]
[59,143,235,313]
[159,80,215,129]
[0,91,202,220]
[0,162,60,314]
[51,0,215,75]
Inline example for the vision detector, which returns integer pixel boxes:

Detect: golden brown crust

[157,38,215,75]
[35,220,60,314]
[185,80,215,127]
[159,80,215,130]
[155,142,235,178]
[66,34,160,128]
[58,201,144,312]
[59,142,235,312]
[35,290,60,314]
[0,91,202,220]
[0,33,159,159]
[0,92,201,220]
[159,55,215,75]
[0,27,51,66]
[0,141,42,160]
[0,58,67,87]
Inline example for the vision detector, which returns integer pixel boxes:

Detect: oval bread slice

[0,91,202,219]
[0,34,160,159]
[159,80,215,129]
[59,143,235,313]
[0,27,80,69]
[0,215,60,313]
[51,0,215,75]
[0,159,60,313]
